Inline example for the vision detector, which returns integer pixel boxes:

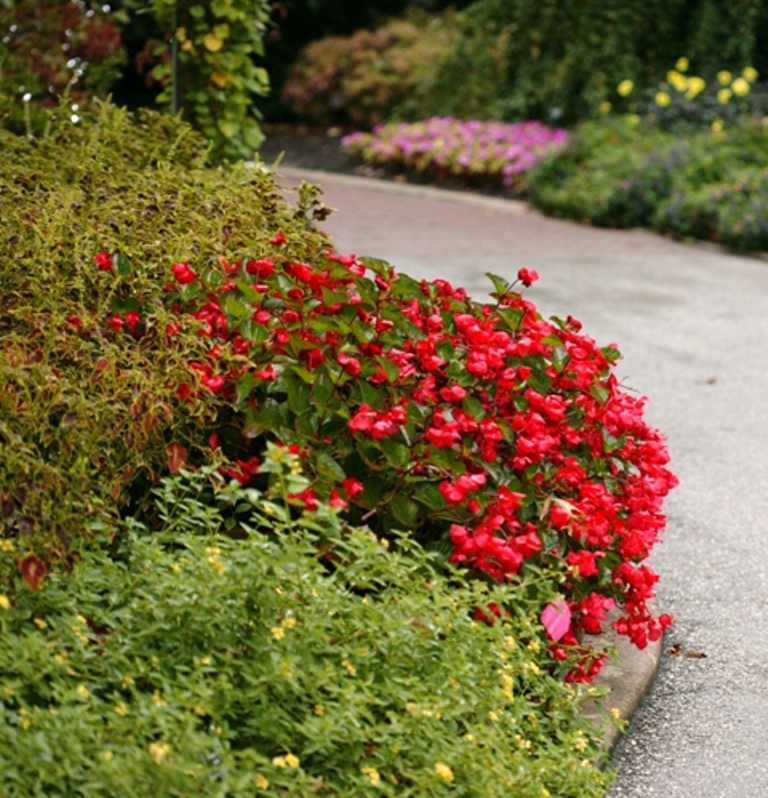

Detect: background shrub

[527,115,768,250]
[414,0,768,126]
[280,12,459,128]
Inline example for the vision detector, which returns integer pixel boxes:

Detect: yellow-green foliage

[0,100,329,562]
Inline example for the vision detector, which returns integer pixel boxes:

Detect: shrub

[416,0,768,126]
[2,99,676,673]
[607,59,767,134]
[342,116,568,193]
[280,12,458,128]
[528,114,768,249]
[0,0,126,133]
[0,99,332,566]
[0,458,615,796]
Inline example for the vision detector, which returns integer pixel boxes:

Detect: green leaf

[378,438,411,469]
[223,294,251,325]
[527,368,552,394]
[461,395,485,420]
[374,356,401,384]
[315,451,346,482]
[239,318,269,345]
[311,372,335,407]
[114,252,132,277]
[284,374,311,415]
[485,271,512,296]
[235,372,255,404]
[496,306,524,331]
[413,483,444,511]
[388,493,420,529]
[359,256,393,276]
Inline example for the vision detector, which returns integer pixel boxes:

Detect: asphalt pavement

[273,165,768,797]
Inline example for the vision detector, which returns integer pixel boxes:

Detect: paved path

[277,167,768,797]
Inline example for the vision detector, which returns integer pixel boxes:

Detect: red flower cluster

[92,240,677,679]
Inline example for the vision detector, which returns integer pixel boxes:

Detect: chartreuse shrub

[528,114,768,249]
[0,452,614,797]
[0,99,333,568]
[2,98,677,675]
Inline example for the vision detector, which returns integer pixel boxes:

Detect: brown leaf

[19,554,47,591]
[167,441,188,474]
[684,650,707,659]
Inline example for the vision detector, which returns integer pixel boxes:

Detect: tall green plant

[146,0,271,160]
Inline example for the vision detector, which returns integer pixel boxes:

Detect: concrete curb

[582,615,663,752]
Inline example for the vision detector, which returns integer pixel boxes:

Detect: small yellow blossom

[75,684,90,700]
[611,707,622,720]
[617,79,634,97]
[685,76,706,100]
[115,703,130,717]
[717,70,732,85]
[0,595,10,610]
[0,540,15,552]
[361,766,381,786]
[743,66,759,82]
[152,690,167,707]
[667,70,688,92]
[379,537,390,549]
[313,704,325,716]
[731,77,750,97]
[541,789,551,798]
[149,741,171,764]
[655,91,671,107]
[101,750,114,763]
[199,656,212,666]
[464,733,477,743]
[282,616,297,629]
[18,708,32,730]
[270,626,285,640]
[487,709,500,722]
[527,639,541,654]
[574,733,589,752]
[33,618,47,630]
[500,671,514,701]
[599,101,612,114]
[711,118,724,132]
[254,773,270,789]
[121,675,134,689]
[434,763,454,783]
[717,88,732,104]
[675,56,689,72]
[272,753,300,768]
[342,659,357,676]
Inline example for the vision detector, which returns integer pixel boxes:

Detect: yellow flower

[33,617,47,630]
[342,659,357,676]
[282,616,297,629]
[121,675,135,689]
[717,70,732,85]
[149,741,171,764]
[685,76,706,100]
[711,118,724,132]
[75,684,90,700]
[675,56,689,72]
[599,101,612,114]
[361,766,381,786]
[0,540,14,552]
[616,79,634,97]
[203,33,224,52]
[101,750,114,763]
[717,88,732,104]
[731,77,750,96]
[210,71,230,88]
[667,70,688,92]
[270,626,285,640]
[254,773,270,789]
[313,704,325,716]
[434,762,455,783]
[654,91,671,107]
[272,753,300,768]
[0,595,10,610]
[743,66,759,82]
[114,703,129,717]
